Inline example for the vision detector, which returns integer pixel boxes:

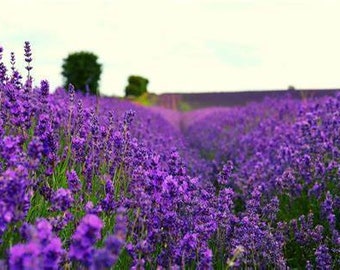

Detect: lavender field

[0,44,339,269]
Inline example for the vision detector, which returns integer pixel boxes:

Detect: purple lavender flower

[112,207,127,244]
[308,182,322,198]
[0,166,30,231]
[321,191,336,229]
[322,191,334,215]
[315,244,332,269]
[89,208,127,269]
[69,214,103,266]
[103,174,114,194]
[40,80,49,97]
[27,138,44,167]
[85,201,95,213]
[24,41,32,67]
[0,46,7,82]
[85,201,103,215]
[9,219,64,270]
[10,52,16,72]
[68,83,75,104]
[123,109,135,125]
[9,242,41,270]
[23,41,33,89]
[262,196,279,222]
[90,248,116,270]
[217,160,233,186]
[35,219,64,268]
[131,258,145,270]
[197,248,213,269]
[66,170,81,193]
[49,211,74,232]
[310,225,324,243]
[305,260,313,270]
[51,188,74,211]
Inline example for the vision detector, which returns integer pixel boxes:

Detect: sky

[1,0,340,96]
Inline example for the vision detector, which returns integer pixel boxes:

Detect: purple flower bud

[85,201,102,215]
[69,214,103,265]
[315,244,332,270]
[27,138,44,161]
[90,248,116,270]
[40,80,49,99]
[321,192,335,230]
[68,83,75,103]
[23,41,33,77]
[198,248,213,269]
[308,182,322,198]
[51,188,74,211]
[66,170,81,193]
[310,225,324,243]
[103,174,114,194]
[218,160,233,186]
[85,201,94,213]
[50,211,74,232]
[9,242,41,269]
[24,42,32,59]
[9,219,64,269]
[123,110,135,125]
[10,52,16,72]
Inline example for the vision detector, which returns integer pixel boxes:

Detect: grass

[130,93,158,107]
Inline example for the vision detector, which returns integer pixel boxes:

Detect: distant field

[155,89,340,110]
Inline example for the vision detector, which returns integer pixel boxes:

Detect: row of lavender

[0,43,339,269]
[184,96,340,268]
[0,43,227,269]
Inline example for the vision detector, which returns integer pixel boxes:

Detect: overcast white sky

[1,0,340,96]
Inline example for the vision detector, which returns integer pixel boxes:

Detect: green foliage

[277,186,336,269]
[132,93,157,106]
[61,51,102,95]
[125,75,149,97]
[179,101,192,111]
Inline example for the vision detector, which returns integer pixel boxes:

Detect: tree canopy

[125,75,149,97]
[61,51,102,95]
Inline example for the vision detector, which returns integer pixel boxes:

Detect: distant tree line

[61,51,149,97]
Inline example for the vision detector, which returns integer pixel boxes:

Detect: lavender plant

[0,42,339,269]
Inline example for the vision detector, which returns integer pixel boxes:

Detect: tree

[125,75,149,97]
[61,51,102,95]
[287,85,296,91]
